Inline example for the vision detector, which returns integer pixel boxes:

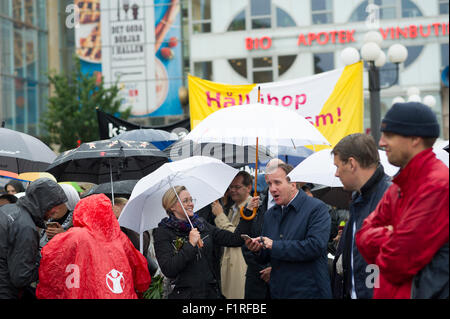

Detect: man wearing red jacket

[36,194,151,299]
[356,102,449,299]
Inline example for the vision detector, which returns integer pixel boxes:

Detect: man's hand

[245,238,263,252]
[246,196,260,211]
[45,223,64,240]
[211,200,224,217]
[260,267,272,283]
[260,236,273,250]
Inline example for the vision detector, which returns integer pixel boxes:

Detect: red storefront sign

[245,22,449,50]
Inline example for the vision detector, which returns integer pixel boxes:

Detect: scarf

[159,212,205,233]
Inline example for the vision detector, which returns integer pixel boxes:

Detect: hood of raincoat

[36,193,151,299]
[72,193,121,241]
[16,178,67,228]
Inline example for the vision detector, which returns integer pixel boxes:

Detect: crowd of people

[0,101,448,299]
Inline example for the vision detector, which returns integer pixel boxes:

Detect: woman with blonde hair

[153,185,252,299]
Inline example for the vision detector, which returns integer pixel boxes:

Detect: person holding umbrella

[153,185,253,299]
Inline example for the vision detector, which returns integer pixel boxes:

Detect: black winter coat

[241,188,270,299]
[331,165,391,299]
[0,179,67,299]
[153,216,251,299]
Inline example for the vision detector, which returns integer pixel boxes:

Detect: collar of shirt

[281,190,299,212]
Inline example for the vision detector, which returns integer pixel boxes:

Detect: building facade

[187,0,449,137]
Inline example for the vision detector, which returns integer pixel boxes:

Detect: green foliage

[41,57,131,151]
[143,275,164,299]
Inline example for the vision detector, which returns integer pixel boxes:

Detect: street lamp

[341,31,408,144]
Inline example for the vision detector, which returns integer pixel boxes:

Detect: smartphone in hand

[240,234,252,241]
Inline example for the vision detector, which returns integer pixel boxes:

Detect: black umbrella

[85,179,138,199]
[46,139,168,187]
[311,186,353,210]
[0,127,56,176]
[444,144,449,153]
[164,139,274,168]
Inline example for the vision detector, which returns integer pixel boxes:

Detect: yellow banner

[188,62,363,148]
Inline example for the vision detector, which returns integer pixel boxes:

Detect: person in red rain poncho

[355,102,449,299]
[36,194,151,299]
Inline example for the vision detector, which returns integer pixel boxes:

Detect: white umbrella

[118,156,238,252]
[433,147,449,167]
[288,149,400,187]
[185,103,330,148]
[287,149,343,187]
[185,102,330,219]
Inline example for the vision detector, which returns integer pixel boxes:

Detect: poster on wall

[100,0,183,118]
[74,0,102,76]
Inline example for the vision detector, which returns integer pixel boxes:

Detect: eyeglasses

[228,185,243,190]
[181,197,197,205]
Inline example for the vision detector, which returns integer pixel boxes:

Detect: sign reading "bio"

[245,36,272,50]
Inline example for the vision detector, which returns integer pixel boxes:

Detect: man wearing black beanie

[356,102,449,299]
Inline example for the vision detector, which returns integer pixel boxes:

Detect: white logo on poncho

[106,269,124,294]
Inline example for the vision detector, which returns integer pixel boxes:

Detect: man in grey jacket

[0,178,67,299]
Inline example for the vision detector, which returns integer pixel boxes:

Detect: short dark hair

[332,133,379,168]
[235,171,253,187]
[422,137,437,148]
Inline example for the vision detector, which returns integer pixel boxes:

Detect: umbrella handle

[240,205,257,221]
[240,137,258,221]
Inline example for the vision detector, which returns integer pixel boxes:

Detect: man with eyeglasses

[212,171,253,299]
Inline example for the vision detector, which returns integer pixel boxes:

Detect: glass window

[404,45,423,68]
[38,31,48,83]
[311,0,332,25]
[253,57,272,68]
[194,61,213,80]
[0,0,11,17]
[24,0,35,26]
[1,19,14,76]
[252,56,273,83]
[192,0,211,33]
[276,8,296,28]
[251,0,271,16]
[441,43,449,68]
[25,28,37,80]
[13,0,23,22]
[314,52,334,74]
[228,58,247,78]
[278,55,297,76]
[37,0,47,29]
[14,27,24,78]
[251,0,271,29]
[253,70,273,83]
[350,0,423,21]
[402,0,421,17]
[1,77,14,128]
[227,9,245,31]
[27,80,37,135]
[439,0,449,14]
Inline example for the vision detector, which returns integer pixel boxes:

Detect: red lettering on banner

[266,94,279,106]
[432,23,441,36]
[391,27,396,39]
[282,96,293,107]
[260,36,272,49]
[317,32,329,45]
[295,94,307,110]
[245,38,253,50]
[396,26,409,39]
[330,30,338,43]
[419,24,431,37]
[206,92,221,108]
[338,31,346,44]
[297,34,308,46]
[346,30,356,43]
[443,23,448,35]
[379,27,390,40]
[308,33,317,45]
[409,25,418,38]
